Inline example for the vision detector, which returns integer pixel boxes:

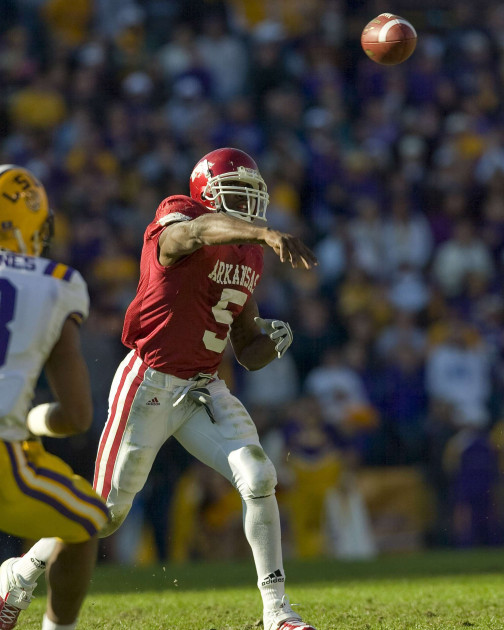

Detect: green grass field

[18,549,504,629]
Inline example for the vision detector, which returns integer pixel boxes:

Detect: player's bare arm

[229,298,278,370]
[158,212,318,270]
[41,317,93,435]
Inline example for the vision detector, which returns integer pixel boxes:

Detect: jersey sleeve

[147,195,210,241]
[57,268,90,326]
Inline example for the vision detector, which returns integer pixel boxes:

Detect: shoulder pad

[42,261,90,324]
[42,260,78,282]
[155,195,211,226]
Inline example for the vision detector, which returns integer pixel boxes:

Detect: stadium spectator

[431,216,495,297]
[8,72,67,131]
[381,192,434,274]
[443,428,501,547]
[279,396,345,558]
[305,346,379,435]
[347,195,385,278]
[375,344,428,465]
[375,309,426,360]
[290,296,345,381]
[195,14,249,102]
[425,312,492,429]
[241,348,300,410]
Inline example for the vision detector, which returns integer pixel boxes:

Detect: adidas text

[261,569,284,586]
[30,558,46,569]
[262,576,285,585]
[146,397,160,406]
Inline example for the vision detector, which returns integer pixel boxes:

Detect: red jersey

[122,195,264,378]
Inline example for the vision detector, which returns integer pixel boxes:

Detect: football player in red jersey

[17,148,319,630]
[98,147,318,630]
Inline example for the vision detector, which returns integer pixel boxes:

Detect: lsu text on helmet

[0,165,53,256]
[189,147,269,222]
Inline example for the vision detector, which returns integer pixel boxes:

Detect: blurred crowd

[2,0,504,561]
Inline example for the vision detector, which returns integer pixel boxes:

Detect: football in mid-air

[361,13,417,65]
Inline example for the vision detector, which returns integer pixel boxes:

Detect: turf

[18,549,504,629]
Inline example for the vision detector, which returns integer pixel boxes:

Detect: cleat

[264,596,317,630]
[278,621,317,630]
[0,559,35,630]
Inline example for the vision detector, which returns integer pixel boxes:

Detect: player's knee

[98,505,129,538]
[229,445,277,499]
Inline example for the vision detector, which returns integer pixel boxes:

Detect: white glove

[254,317,293,358]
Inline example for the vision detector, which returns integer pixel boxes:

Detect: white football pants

[93,350,279,536]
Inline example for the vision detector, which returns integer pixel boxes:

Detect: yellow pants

[0,440,109,543]
[285,453,342,558]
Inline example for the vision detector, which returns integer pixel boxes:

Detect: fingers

[254,316,266,328]
[254,316,275,335]
[278,237,318,269]
[270,321,293,357]
[296,243,318,268]
[298,252,318,269]
[255,317,293,358]
[270,328,285,340]
[266,229,318,268]
[278,240,288,264]
[275,337,290,355]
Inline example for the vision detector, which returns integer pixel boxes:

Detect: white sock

[242,495,285,610]
[42,614,77,630]
[13,538,58,584]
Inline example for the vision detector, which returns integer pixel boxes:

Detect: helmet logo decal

[190,159,211,182]
[25,188,41,212]
[2,187,41,211]
[1,173,41,212]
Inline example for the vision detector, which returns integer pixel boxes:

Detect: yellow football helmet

[0,164,53,256]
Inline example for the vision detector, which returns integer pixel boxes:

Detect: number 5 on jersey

[203,288,248,353]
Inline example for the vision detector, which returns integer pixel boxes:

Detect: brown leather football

[361,13,417,65]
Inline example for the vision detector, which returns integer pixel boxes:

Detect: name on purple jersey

[208,259,260,292]
[0,252,36,270]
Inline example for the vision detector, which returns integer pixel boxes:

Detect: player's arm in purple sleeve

[158,212,318,269]
[230,298,283,370]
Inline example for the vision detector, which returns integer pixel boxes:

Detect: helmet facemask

[202,165,269,222]
[38,209,54,256]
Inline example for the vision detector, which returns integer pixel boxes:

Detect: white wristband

[27,403,67,437]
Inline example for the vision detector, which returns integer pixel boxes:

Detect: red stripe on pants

[93,355,147,499]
